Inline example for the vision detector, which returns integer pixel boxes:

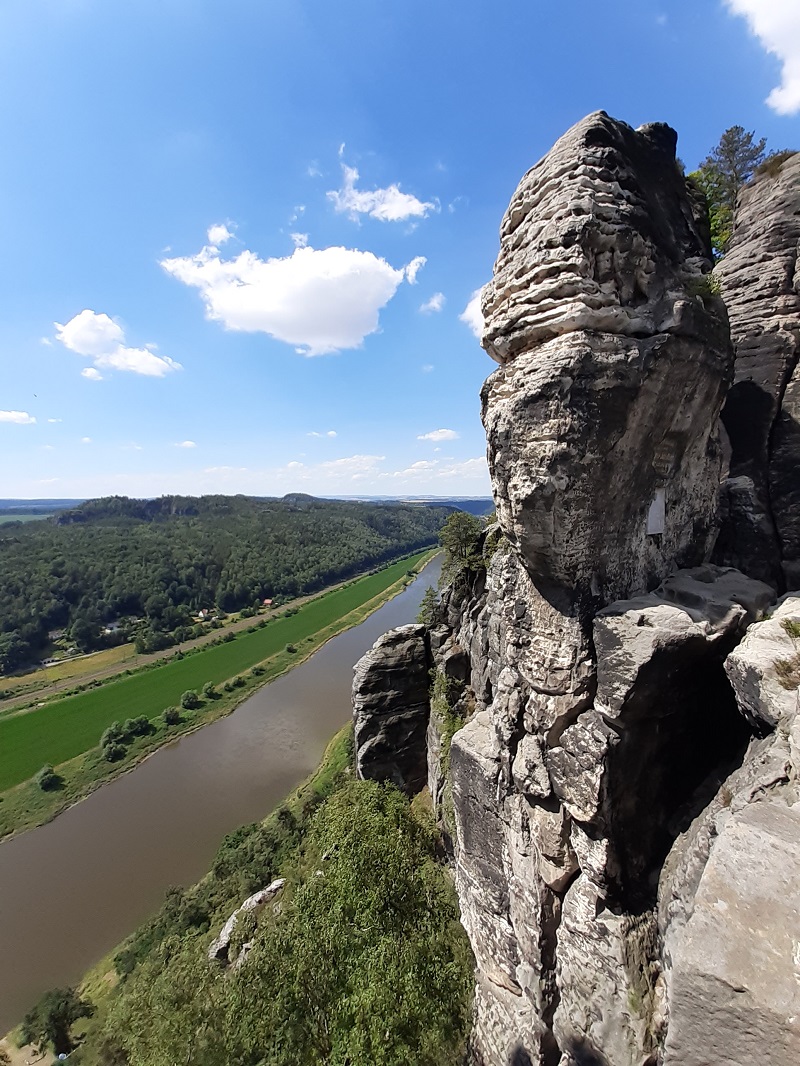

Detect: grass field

[0,513,51,524]
[0,552,430,792]
[1,644,138,698]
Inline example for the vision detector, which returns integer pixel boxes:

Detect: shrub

[285,643,297,654]
[101,722,124,748]
[162,706,180,726]
[180,690,201,710]
[251,665,265,677]
[202,681,218,699]
[36,764,60,791]
[103,742,127,762]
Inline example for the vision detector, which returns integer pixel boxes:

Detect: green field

[0,552,430,791]
[0,512,51,525]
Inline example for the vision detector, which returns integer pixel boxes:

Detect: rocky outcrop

[714,152,800,589]
[430,115,795,1066]
[659,595,800,1066]
[208,879,285,966]
[481,111,731,613]
[352,624,432,795]
[353,115,800,1065]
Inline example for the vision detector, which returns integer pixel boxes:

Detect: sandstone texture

[352,624,431,795]
[481,111,732,611]
[208,879,285,966]
[714,152,800,588]
[353,115,800,1065]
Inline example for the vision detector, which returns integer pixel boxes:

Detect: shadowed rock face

[352,624,432,795]
[713,152,800,589]
[481,112,732,612]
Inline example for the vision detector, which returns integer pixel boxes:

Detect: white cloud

[47,418,62,423]
[724,0,800,113]
[420,292,445,314]
[291,232,309,248]
[40,337,52,346]
[460,288,485,340]
[307,162,322,178]
[81,436,92,444]
[81,367,103,381]
[405,256,426,285]
[418,428,459,442]
[421,363,434,373]
[393,460,439,476]
[207,223,233,246]
[327,164,436,222]
[175,440,197,448]
[308,430,337,438]
[0,410,36,424]
[55,310,181,377]
[161,241,420,355]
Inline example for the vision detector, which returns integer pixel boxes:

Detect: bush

[162,706,180,726]
[36,764,60,791]
[223,632,235,643]
[180,690,201,710]
[201,681,218,699]
[251,665,265,676]
[101,722,124,748]
[103,742,127,762]
[285,643,297,654]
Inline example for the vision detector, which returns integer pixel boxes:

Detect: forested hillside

[0,495,450,674]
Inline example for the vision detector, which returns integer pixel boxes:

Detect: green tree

[690,126,767,257]
[439,511,483,583]
[417,585,439,626]
[21,987,94,1056]
[180,689,200,710]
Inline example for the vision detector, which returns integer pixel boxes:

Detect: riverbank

[0,550,438,841]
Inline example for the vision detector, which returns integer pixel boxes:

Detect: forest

[0,494,451,674]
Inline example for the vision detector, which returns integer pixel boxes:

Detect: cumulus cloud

[55,310,181,377]
[327,164,436,222]
[420,292,445,314]
[47,418,62,423]
[161,241,422,355]
[81,437,92,444]
[724,0,800,113]
[0,410,36,424]
[308,430,337,438]
[175,440,197,448]
[81,367,103,381]
[207,223,233,246]
[418,428,459,442]
[291,232,309,248]
[459,288,485,340]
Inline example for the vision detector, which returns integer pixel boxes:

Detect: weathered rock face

[713,152,800,589]
[425,114,797,1066]
[481,111,732,612]
[352,624,431,795]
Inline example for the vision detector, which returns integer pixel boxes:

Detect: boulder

[208,878,285,964]
[352,624,432,794]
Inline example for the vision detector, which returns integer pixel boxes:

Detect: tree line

[0,494,451,674]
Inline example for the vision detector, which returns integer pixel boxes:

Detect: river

[0,555,442,1032]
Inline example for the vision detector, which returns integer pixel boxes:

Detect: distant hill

[0,494,450,674]
[0,498,84,513]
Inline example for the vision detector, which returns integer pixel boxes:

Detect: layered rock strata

[713,152,800,588]
[352,624,432,795]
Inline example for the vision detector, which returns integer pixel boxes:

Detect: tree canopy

[689,125,767,258]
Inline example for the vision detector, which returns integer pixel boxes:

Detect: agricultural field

[0,513,52,525]
[0,551,432,794]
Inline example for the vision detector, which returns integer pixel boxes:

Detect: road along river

[0,556,442,1033]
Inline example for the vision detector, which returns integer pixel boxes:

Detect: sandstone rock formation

[713,152,800,589]
[352,624,431,795]
[481,111,732,613]
[208,878,285,966]
[353,114,800,1065]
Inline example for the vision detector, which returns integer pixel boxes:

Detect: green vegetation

[64,729,473,1066]
[0,494,450,673]
[439,510,484,584]
[417,585,440,626]
[687,126,796,259]
[0,551,433,837]
[775,617,800,690]
[21,987,94,1057]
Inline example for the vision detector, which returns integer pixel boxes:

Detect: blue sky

[1,0,798,499]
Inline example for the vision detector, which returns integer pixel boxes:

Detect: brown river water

[0,556,442,1032]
